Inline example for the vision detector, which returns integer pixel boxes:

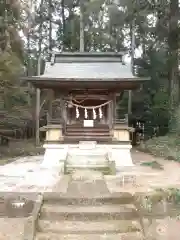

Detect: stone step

[40,204,138,221]
[66,151,110,174]
[65,166,111,175]
[66,132,110,136]
[67,156,108,163]
[37,219,141,234]
[68,149,108,156]
[66,164,109,167]
[64,168,114,175]
[67,157,108,162]
[65,135,111,139]
[35,232,143,240]
[66,126,109,130]
[43,193,134,205]
[67,154,108,162]
[66,159,109,164]
[64,136,112,143]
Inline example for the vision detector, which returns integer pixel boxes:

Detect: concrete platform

[42,142,133,172]
[0,155,61,192]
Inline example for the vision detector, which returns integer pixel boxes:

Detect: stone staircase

[33,171,145,240]
[65,146,113,174]
[34,193,145,240]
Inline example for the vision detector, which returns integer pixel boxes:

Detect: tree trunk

[168,0,179,132]
[128,21,135,115]
[79,0,84,52]
[35,0,44,145]
[61,0,65,49]
[48,0,53,53]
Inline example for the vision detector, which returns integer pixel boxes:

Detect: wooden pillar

[128,90,132,115]
[48,89,54,121]
[61,98,66,122]
[60,96,67,133]
[113,94,116,123]
[35,88,40,145]
[111,97,114,127]
[108,94,113,129]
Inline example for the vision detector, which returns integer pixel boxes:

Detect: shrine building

[24,52,148,173]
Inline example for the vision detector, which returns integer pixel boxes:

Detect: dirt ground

[1,149,180,239]
[132,149,180,188]
[0,219,25,240]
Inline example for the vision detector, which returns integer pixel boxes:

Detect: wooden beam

[64,94,109,100]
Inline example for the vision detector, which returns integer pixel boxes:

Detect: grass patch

[140,161,164,170]
[138,134,180,162]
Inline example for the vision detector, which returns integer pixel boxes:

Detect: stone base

[41,144,68,171]
[66,169,110,197]
[107,144,133,171]
[42,143,133,174]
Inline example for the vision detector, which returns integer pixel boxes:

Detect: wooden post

[61,97,67,134]
[48,89,54,119]
[111,95,114,128]
[35,57,41,145]
[107,94,113,128]
[113,94,116,122]
[128,20,135,115]
[128,90,132,115]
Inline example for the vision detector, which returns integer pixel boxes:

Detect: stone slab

[35,232,143,240]
[38,219,141,233]
[79,141,97,149]
[66,170,109,197]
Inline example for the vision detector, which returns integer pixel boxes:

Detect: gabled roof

[22,52,149,90]
[38,61,136,80]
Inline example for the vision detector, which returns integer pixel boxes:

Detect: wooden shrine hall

[24,52,148,172]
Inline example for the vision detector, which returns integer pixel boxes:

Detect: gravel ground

[0,218,25,240]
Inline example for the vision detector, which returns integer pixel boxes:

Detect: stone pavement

[0,155,61,192]
[0,150,180,193]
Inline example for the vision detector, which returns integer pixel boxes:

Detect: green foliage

[169,107,180,133]
[140,161,163,170]
[0,140,43,161]
[139,135,180,162]
[0,0,31,130]
[0,51,22,85]
[168,188,180,204]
